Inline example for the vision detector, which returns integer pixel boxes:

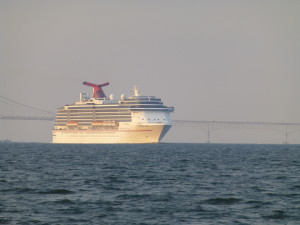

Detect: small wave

[38,189,74,195]
[97,213,109,218]
[263,210,287,220]
[177,159,191,163]
[204,197,241,205]
[2,187,35,194]
[246,200,272,209]
[84,179,100,185]
[275,176,286,180]
[265,192,297,198]
[290,185,300,190]
[250,185,264,191]
[184,205,206,213]
[55,199,76,205]
[94,199,114,207]
[246,200,263,204]
[102,185,123,191]
[116,193,151,200]
[106,175,127,184]
[0,218,11,224]
[61,206,85,215]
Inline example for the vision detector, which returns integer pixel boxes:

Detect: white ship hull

[52,123,171,144]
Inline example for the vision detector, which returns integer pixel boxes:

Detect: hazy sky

[1,0,300,143]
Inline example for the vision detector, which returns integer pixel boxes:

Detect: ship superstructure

[52,82,174,143]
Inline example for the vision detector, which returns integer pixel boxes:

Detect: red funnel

[83,82,109,98]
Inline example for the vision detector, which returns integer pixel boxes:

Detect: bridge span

[0,115,54,121]
[1,95,300,143]
[173,120,300,144]
[1,115,299,144]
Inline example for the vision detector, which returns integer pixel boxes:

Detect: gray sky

[1,0,300,143]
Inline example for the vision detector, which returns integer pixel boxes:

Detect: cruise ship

[52,82,174,143]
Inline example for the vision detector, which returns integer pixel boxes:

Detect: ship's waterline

[53,124,171,143]
[52,82,174,143]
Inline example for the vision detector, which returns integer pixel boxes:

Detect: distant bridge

[1,95,300,144]
[0,115,55,121]
[173,120,300,144]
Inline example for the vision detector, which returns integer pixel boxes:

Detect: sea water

[1,143,300,224]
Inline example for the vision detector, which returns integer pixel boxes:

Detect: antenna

[132,85,141,96]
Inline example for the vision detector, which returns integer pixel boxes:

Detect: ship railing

[130,107,174,112]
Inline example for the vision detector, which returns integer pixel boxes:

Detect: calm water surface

[1,143,300,224]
